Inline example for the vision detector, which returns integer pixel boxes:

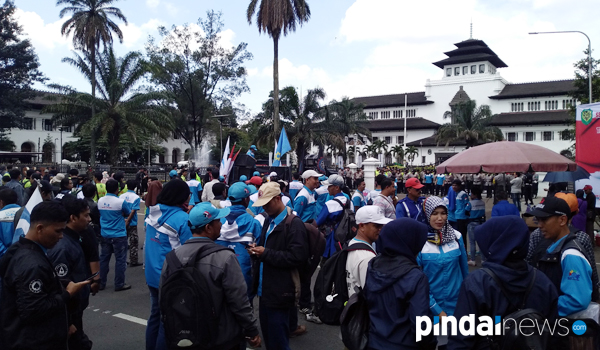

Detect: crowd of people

[0,163,598,350]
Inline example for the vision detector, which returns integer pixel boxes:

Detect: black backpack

[340,286,370,350]
[284,213,325,273]
[482,268,549,350]
[160,243,230,349]
[332,198,359,250]
[313,242,374,325]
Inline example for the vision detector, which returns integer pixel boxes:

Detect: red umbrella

[436,141,576,174]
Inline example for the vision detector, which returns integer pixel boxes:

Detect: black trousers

[457,219,469,253]
[485,185,493,198]
[523,185,533,205]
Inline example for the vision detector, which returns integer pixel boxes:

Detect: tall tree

[0,0,45,150]
[57,0,127,166]
[247,0,311,137]
[45,48,174,164]
[436,100,503,149]
[390,145,404,164]
[405,145,418,166]
[146,11,252,159]
[325,97,371,161]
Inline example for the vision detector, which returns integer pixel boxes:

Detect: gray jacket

[159,239,259,347]
[5,180,25,206]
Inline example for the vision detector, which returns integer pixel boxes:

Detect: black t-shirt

[80,226,99,268]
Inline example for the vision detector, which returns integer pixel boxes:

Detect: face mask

[584,193,588,199]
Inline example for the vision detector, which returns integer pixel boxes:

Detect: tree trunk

[89,45,97,167]
[272,33,280,139]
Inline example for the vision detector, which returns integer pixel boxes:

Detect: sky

[12,0,600,118]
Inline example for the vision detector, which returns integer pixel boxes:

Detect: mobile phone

[85,271,100,281]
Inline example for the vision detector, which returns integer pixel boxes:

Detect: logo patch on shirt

[55,263,68,277]
[29,279,43,293]
[568,270,581,281]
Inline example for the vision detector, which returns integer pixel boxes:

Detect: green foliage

[0,0,46,137]
[436,100,503,149]
[45,47,174,164]
[247,0,311,136]
[61,132,164,164]
[146,10,252,157]
[405,146,419,165]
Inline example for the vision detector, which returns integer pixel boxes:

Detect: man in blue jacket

[396,178,426,224]
[215,182,262,301]
[0,189,20,260]
[449,216,559,349]
[293,170,321,223]
[491,191,520,217]
[527,196,594,317]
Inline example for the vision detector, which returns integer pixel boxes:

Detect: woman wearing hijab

[144,180,163,218]
[364,218,437,350]
[448,216,558,349]
[144,179,193,350]
[417,196,469,349]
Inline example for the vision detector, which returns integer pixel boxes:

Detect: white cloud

[146,0,160,8]
[164,2,178,17]
[14,8,71,50]
[119,19,165,48]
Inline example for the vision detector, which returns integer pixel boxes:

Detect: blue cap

[250,145,257,150]
[189,202,230,229]
[318,175,328,181]
[247,185,258,195]
[228,182,252,202]
[253,171,260,176]
[169,170,177,177]
[239,175,248,182]
[218,176,225,182]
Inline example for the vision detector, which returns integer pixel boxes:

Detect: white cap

[269,171,278,177]
[302,170,323,179]
[355,206,393,225]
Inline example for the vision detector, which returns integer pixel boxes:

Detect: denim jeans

[146,286,167,350]
[467,222,482,261]
[259,300,291,350]
[511,193,522,212]
[99,236,128,289]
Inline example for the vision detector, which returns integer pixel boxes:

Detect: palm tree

[328,97,371,161]
[391,144,404,164]
[406,146,419,166]
[372,139,388,161]
[247,0,311,137]
[366,144,378,158]
[436,100,504,149]
[46,48,174,164]
[57,0,127,166]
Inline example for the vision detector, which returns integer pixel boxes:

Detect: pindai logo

[415,315,581,342]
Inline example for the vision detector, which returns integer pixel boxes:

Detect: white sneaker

[468,260,476,267]
[305,313,322,324]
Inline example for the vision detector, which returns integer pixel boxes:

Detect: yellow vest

[94,183,107,202]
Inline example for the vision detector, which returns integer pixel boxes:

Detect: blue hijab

[475,216,530,264]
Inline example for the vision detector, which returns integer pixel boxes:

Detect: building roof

[367,117,440,132]
[432,39,508,69]
[25,90,62,108]
[406,134,470,147]
[449,86,471,106]
[489,80,575,99]
[489,110,572,126]
[352,92,433,109]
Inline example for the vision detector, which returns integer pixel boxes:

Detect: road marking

[113,313,147,326]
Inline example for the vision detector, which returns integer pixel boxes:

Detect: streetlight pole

[59,126,63,168]
[529,31,592,104]
[211,114,233,157]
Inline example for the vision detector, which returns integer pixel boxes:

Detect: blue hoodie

[215,204,262,299]
[144,204,193,288]
[491,200,521,217]
[364,219,437,350]
[449,217,559,349]
[446,187,456,222]
[0,204,21,259]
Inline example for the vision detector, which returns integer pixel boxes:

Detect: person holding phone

[48,197,96,350]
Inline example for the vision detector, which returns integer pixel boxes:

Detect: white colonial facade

[347,38,575,167]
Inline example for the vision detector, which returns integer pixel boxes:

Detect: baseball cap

[554,193,578,214]
[169,170,177,177]
[239,175,248,182]
[302,170,323,179]
[246,176,263,187]
[252,182,281,207]
[269,171,277,177]
[250,145,257,150]
[584,185,593,191]
[228,182,252,202]
[355,206,393,225]
[405,178,425,189]
[253,171,260,176]
[328,174,345,187]
[188,202,230,229]
[525,196,571,218]
[247,184,258,195]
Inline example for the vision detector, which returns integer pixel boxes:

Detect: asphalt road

[83,194,600,350]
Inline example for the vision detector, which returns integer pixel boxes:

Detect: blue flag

[273,127,292,166]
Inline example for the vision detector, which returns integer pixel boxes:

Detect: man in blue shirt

[351,178,366,212]
[288,172,303,204]
[246,145,257,158]
[98,179,134,291]
[527,197,594,316]
[395,178,426,224]
[491,191,520,217]
[435,172,445,196]
[453,179,471,252]
[293,170,322,223]
[424,171,434,195]
[0,188,20,260]
[119,180,142,267]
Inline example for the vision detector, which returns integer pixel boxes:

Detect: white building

[350,37,575,166]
